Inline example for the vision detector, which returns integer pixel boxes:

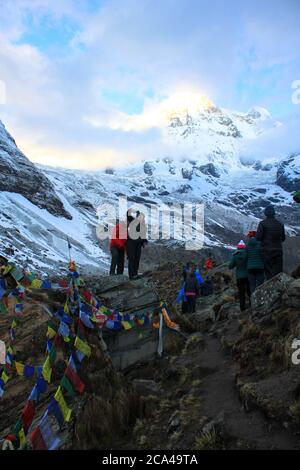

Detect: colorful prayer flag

[30,413,61,450]
[74,336,91,357]
[22,400,35,433]
[31,279,43,289]
[79,310,94,329]
[42,356,52,383]
[48,398,64,429]
[1,369,9,384]
[121,321,132,330]
[65,365,85,394]
[46,326,56,339]
[24,365,35,378]
[18,428,26,447]
[15,362,25,376]
[54,387,72,422]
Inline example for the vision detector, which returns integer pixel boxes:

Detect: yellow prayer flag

[1,370,9,384]
[3,265,13,275]
[31,279,43,288]
[42,356,52,383]
[74,336,91,357]
[64,302,70,314]
[99,305,109,314]
[19,428,26,447]
[121,321,132,331]
[15,362,25,376]
[54,387,72,422]
[46,326,56,339]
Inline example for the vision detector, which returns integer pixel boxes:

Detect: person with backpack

[204,257,214,270]
[228,240,250,312]
[256,205,286,280]
[184,271,199,313]
[109,220,127,275]
[246,232,264,295]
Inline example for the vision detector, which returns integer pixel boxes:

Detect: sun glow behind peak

[86,90,215,132]
[162,92,215,120]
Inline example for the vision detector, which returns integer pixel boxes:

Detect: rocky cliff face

[276,154,300,192]
[0,121,71,219]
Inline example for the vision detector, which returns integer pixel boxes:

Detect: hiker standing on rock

[127,209,148,280]
[109,219,127,275]
[204,255,214,271]
[256,205,286,280]
[229,240,251,312]
[246,231,264,295]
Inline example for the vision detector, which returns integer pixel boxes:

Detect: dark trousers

[182,300,189,314]
[263,250,283,281]
[248,269,264,295]
[127,239,140,279]
[186,295,196,313]
[110,247,125,275]
[236,278,251,312]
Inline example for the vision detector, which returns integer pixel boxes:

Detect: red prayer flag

[22,401,35,434]
[65,365,85,394]
[30,426,47,450]
[82,290,92,303]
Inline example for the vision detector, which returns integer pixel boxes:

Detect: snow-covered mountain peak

[246,106,272,121]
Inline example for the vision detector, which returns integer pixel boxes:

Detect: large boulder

[284,279,300,308]
[251,273,292,316]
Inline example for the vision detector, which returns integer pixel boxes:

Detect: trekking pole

[157,312,164,356]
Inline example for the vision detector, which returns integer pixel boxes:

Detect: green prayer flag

[48,344,56,364]
[0,301,8,314]
[12,417,23,435]
[60,375,76,397]
[10,267,24,282]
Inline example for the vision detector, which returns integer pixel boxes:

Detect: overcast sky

[0,0,299,169]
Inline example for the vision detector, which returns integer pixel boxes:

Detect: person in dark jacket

[109,220,127,275]
[246,234,264,295]
[256,205,285,280]
[127,210,148,280]
[200,277,214,296]
[184,271,199,313]
[182,262,191,281]
[134,211,148,277]
[229,240,250,312]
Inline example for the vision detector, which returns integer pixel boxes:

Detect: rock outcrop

[276,154,300,192]
[0,120,71,219]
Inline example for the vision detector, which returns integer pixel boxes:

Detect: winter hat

[264,205,275,217]
[247,230,256,238]
[237,240,246,249]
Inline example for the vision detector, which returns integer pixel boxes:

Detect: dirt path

[199,334,299,450]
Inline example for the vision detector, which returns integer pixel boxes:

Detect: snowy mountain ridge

[0,103,299,273]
